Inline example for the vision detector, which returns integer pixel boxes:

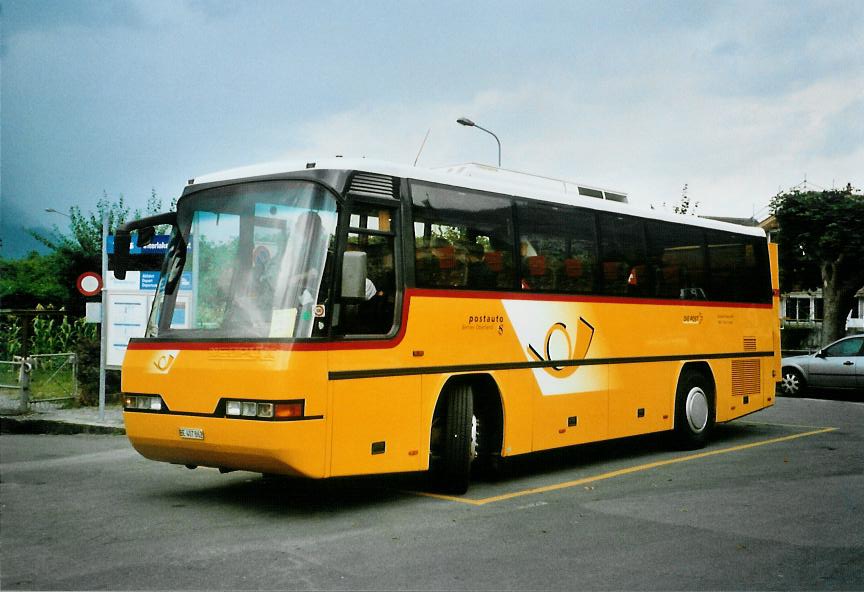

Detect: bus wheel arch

[429,374,504,492]
[673,362,716,449]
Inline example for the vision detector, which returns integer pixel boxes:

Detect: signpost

[103,233,188,369]
[99,213,108,422]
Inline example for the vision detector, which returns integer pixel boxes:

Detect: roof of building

[700,216,760,227]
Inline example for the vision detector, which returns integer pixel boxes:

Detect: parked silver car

[780,335,864,396]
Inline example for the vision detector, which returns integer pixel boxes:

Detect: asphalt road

[2,397,862,591]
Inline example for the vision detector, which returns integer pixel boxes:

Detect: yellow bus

[116,159,781,493]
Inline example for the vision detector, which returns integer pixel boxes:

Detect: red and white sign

[76,272,103,297]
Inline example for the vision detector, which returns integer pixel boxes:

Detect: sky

[2,0,863,258]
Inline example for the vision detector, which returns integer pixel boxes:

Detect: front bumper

[124,411,327,477]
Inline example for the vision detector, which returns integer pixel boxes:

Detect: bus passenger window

[411,181,514,290]
[599,213,649,297]
[645,221,706,300]
[705,230,770,303]
[516,202,597,294]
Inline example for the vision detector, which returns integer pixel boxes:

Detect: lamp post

[456,117,501,167]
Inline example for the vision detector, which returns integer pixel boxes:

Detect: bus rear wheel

[431,383,474,494]
[673,369,715,449]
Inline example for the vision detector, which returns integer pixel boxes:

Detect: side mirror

[113,211,177,282]
[114,228,131,280]
[341,251,367,299]
[138,226,156,247]
[815,350,826,358]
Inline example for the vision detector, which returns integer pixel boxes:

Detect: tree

[770,186,864,345]
[0,251,70,308]
[2,191,170,314]
[652,184,700,215]
[672,183,699,215]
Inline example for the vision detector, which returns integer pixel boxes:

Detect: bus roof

[190,157,766,238]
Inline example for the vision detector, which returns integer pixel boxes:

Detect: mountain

[1,200,52,259]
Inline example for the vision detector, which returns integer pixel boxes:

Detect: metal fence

[0,353,78,412]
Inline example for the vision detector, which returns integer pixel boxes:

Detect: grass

[0,360,77,401]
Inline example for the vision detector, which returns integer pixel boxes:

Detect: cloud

[3,0,862,260]
[268,63,862,217]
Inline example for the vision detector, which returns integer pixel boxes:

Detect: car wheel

[780,368,806,397]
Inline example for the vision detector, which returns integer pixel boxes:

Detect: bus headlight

[124,395,163,411]
[225,400,278,419]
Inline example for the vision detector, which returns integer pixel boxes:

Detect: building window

[814,298,824,321]
[786,297,812,321]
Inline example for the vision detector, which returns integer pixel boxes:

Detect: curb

[0,416,126,435]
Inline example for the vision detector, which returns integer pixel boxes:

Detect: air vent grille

[743,336,757,351]
[348,172,397,199]
[731,359,761,396]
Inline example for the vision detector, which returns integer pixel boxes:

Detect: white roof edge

[432,162,629,199]
[190,158,766,238]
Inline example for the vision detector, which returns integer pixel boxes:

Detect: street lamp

[456,117,501,167]
[45,208,71,218]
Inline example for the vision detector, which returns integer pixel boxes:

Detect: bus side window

[645,221,706,300]
[705,231,770,303]
[515,202,598,294]
[410,182,514,290]
[598,213,648,297]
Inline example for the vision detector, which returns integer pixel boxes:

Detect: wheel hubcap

[470,415,478,461]
[782,373,799,394]
[685,387,709,433]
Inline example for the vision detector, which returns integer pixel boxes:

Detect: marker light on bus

[275,402,303,419]
[124,395,163,411]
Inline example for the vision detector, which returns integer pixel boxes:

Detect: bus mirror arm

[114,212,177,281]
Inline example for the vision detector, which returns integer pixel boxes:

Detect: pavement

[0,394,125,434]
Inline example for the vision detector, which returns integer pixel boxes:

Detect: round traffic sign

[76,272,103,297]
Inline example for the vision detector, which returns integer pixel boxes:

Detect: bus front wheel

[673,370,715,449]
[432,383,474,494]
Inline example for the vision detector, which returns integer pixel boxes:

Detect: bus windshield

[148,180,339,339]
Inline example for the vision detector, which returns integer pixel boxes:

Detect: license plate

[179,428,204,440]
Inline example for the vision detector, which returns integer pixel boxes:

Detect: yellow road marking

[739,420,832,430]
[412,427,836,506]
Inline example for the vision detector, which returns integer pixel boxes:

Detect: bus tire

[436,383,473,494]
[673,369,715,449]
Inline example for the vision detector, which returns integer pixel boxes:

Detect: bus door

[328,198,423,476]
